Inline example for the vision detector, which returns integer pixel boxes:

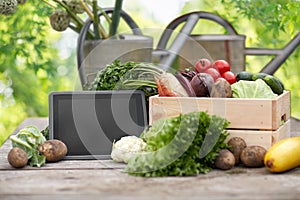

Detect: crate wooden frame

[149,91,291,149]
[149,91,290,130]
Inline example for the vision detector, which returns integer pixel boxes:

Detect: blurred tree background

[0,1,75,145]
[0,0,299,146]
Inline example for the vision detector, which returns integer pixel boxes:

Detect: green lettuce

[125,112,230,177]
[10,126,46,167]
[231,79,277,98]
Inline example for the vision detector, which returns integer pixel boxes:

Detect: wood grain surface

[0,117,300,200]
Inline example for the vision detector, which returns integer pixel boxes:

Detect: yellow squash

[264,136,300,173]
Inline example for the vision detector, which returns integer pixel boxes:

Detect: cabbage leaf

[231,79,277,98]
[10,126,46,167]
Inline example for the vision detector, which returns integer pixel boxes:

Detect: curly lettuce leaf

[125,112,230,177]
[231,79,277,98]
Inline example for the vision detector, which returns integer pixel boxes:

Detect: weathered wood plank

[11,117,48,135]
[0,168,299,199]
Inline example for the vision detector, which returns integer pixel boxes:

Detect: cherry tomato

[213,60,230,74]
[222,71,236,84]
[195,58,212,73]
[205,68,221,82]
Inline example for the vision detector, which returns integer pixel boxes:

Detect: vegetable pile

[105,58,287,176]
[8,126,67,168]
[154,58,284,99]
[214,137,267,170]
[122,112,230,177]
[88,58,285,101]
[235,71,284,96]
[10,126,47,167]
[155,59,236,98]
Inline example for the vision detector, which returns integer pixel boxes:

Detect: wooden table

[1,117,300,200]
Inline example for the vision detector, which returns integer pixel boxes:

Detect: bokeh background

[1,0,299,146]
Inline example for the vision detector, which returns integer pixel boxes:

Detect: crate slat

[149,91,290,130]
[226,120,290,150]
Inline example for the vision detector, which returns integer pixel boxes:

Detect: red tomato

[205,68,221,82]
[195,58,212,73]
[213,60,230,74]
[222,71,236,84]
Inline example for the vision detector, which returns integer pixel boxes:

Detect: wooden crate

[149,91,291,149]
[226,120,290,150]
[149,91,290,130]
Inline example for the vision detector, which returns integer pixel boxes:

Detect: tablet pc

[49,90,148,159]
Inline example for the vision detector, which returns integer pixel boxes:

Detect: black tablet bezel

[49,90,148,160]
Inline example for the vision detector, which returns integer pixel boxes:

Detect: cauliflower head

[111,136,147,163]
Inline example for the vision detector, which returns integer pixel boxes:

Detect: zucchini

[263,75,284,95]
[236,71,253,81]
[252,72,269,81]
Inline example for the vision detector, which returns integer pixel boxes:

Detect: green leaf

[89,60,163,102]
[231,79,278,98]
[10,126,46,167]
[125,112,230,177]
[29,149,46,168]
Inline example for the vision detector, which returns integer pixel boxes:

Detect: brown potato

[38,139,67,162]
[7,147,28,168]
[227,137,247,165]
[210,78,232,98]
[240,146,267,167]
[214,149,235,170]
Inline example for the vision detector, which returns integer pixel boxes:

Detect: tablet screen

[49,90,147,159]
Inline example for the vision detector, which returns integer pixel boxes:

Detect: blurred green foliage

[0,1,75,146]
[0,0,299,147]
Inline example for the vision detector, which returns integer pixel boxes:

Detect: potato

[7,147,28,168]
[227,137,247,165]
[38,139,67,162]
[210,78,232,98]
[240,145,267,167]
[214,149,235,170]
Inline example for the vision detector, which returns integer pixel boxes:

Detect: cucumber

[252,72,269,81]
[275,76,285,90]
[236,71,253,81]
[263,75,284,95]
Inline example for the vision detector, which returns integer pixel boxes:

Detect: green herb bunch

[125,112,230,177]
[89,60,164,100]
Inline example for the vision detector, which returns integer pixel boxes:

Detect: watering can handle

[158,14,199,71]
[77,8,142,87]
[255,32,300,74]
[157,11,239,51]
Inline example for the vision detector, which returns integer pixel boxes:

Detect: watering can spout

[259,32,300,75]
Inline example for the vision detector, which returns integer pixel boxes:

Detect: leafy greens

[88,60,164,100]
[125,112,230,177]
[231,79,277,98]
[10,126,46,167]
